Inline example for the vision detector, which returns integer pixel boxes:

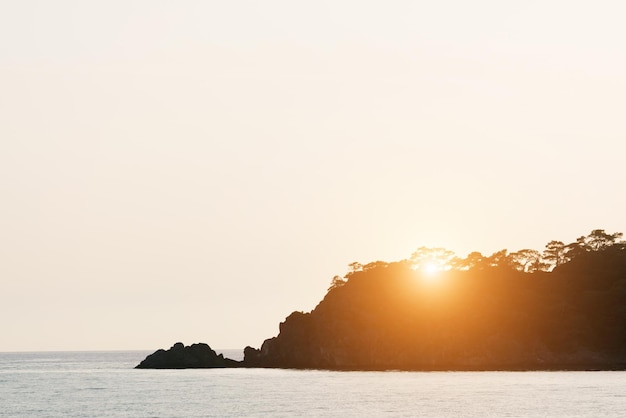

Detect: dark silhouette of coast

[136,229,626,371]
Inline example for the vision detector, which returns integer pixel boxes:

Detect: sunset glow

[1,1,625,352]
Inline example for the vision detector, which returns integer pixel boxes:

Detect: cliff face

[244,259,626,370]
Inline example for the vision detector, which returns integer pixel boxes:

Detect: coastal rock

[135,342,241,369]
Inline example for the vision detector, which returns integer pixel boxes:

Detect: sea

[1,350,625,417]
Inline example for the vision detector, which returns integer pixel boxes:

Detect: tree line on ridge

[330,229,625,290]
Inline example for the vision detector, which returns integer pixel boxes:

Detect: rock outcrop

[135,342,241,369]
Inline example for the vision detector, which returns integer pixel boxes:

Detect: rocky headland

[136,230,626,371]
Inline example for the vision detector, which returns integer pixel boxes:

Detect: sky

[1,0,625,352]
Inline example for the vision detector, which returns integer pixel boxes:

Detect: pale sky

[1,0,625,351]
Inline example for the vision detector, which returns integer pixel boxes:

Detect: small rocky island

[135,342,241,369]
[137,229,626,371]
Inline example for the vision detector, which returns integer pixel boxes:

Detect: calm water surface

[1,351,625,417]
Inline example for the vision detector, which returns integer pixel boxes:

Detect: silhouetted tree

[564,229,624,262]
[328,275,347,291]
[363,261,390,271]
[543,240,567,269]
[348,262,363,272]
[485,249,511,268]
[565,238,588,261]
[456,251,487,270]
[510,249,544,272]
[584,229,623,251]
[528,257,550,273]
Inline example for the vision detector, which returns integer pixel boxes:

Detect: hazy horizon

[1,0,625,352]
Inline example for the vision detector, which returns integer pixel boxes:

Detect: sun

[423,262,440,275]
[412,261,444,282]
[410,247,455,283]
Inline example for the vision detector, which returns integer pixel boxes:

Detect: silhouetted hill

[138,229,626,370]
[244,231,626,370]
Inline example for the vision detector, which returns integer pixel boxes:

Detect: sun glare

[410,247,455,282]
[423,263,440,275]
[413,261,449,283]
[411,263,435,279]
